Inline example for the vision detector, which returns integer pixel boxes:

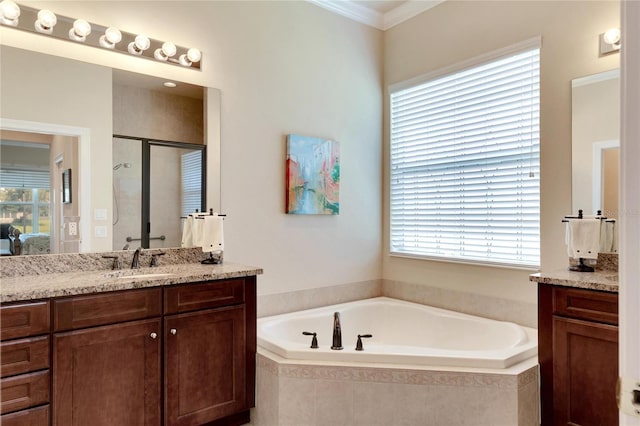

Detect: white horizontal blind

[390,47,540,268]
[0,169,50,189]
[181,151,203,217]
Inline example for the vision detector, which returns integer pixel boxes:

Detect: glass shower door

[112,137,142,250]
[148,143,204,249]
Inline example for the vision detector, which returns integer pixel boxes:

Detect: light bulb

[99,27,122,49]
[127,34,150,55]
[154,41,177,61]
[187,48,201,63]
[68,19,91,42]
[603,28,621,45]
[0,0,20,27]
[34,9,57,34]
[179,48,201,67]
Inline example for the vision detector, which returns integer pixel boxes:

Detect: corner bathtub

[257,297,537,369]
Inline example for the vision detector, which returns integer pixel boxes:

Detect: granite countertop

[0,262,263,303]
[529,269,618,293]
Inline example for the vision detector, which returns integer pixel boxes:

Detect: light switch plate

[94,226,107,238]
[619,377,640,417]
[94,208,108,221]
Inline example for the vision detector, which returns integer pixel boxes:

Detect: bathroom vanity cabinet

[538,283,619,426]
[0,276,257,426]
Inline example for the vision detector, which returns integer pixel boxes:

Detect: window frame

[388,37,541,270]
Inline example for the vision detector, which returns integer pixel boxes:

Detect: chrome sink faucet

[131,247,142,269]
[331,312,343,350]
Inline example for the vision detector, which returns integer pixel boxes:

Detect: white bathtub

[257,297,537,369]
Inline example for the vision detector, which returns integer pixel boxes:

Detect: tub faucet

[331,312,343,350]
[131,247,142,269]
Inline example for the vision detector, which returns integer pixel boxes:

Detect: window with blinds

[181,150,203,217]
[389,42,540,268]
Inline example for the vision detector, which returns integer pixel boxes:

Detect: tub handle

[355,334,373,351]
[302,331,319,349]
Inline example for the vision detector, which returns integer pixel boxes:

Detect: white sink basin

[103,270,175,280]
[114,273,174,280]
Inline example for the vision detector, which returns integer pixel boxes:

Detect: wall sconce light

[34,9,56,34]
[99,27,122,49]
[68,18,91,42]
[154,41,176,61]
[0,0,20,27]
[600,28,621,56]
[0,2,202,70]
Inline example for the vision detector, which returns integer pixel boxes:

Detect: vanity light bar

[0,1,201,70]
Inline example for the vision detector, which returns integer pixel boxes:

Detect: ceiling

[307,0,444,30]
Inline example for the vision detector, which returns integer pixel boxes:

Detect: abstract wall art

[286,134,340,215]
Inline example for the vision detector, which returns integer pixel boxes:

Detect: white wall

[383,1,620,304]
[1,1,383,296]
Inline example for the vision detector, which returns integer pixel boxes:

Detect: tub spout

[331,312,343,350]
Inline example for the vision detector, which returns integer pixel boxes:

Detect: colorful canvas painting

[286,134,340,215]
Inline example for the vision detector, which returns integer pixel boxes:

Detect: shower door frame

[113,134,207,249]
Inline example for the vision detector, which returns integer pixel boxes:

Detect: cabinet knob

[170,328,177,335]
[150,332,158,339]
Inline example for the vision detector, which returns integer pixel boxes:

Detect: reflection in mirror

[571,69,620,230]
[112,136,205,251]
[0,130,80,256]
[0,45,221,256]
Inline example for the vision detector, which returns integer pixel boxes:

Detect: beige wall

[1,2,383,296]
[383,1,620,303]
[113,84,204,145]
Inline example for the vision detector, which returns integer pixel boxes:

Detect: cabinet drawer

[1,370,49,414]
[553,287,618,325]
[1,404,49,426]
[1,336,50,378]
[54,288,162,331]
[0,302,50,341]
[165,279,245,314]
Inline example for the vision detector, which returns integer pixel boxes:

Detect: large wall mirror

[0,45,220,256]
[571,68,619,252]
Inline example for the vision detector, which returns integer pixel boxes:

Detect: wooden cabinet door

[53,318,161,426]
[165,305,246,426]
[553,316,618,426]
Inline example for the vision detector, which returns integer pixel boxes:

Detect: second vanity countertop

[529,269,618,293]
[0,262,263,303]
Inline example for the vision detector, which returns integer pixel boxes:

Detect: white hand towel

[565,222,574,258]
[191,214,207,247]
[181,216,194,248]
[201,215,224,253]
[599,221,615,253]
[567,219,601,259]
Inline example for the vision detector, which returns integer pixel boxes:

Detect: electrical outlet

[68,222,77,236]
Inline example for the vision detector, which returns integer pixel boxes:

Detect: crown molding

[307,0,444,31]
[382,1,445,30]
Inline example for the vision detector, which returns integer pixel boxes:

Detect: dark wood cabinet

[539,284,619,426]
[165,306,246,425]
[46,276,257,426]
[1,301,51,423]
[0,275,257,426]
[53,318,162,426]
